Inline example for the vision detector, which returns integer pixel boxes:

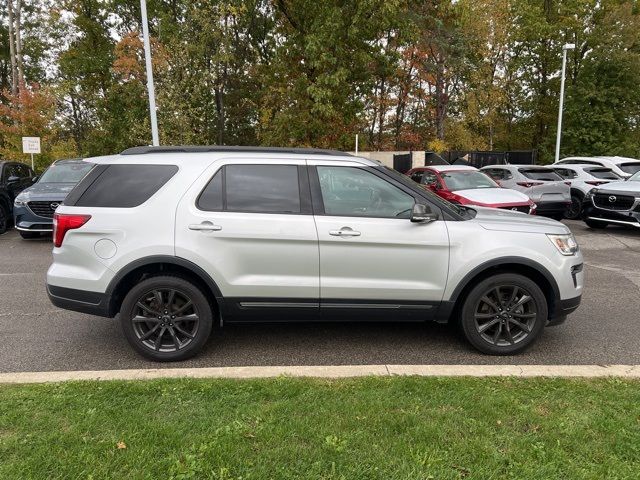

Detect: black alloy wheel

[132,288,199,353]
[460,273,547,355]
[473,285,537,347]
[120,276,213,361]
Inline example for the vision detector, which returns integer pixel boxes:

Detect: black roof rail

[120,145,352,156]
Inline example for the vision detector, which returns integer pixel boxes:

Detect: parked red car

[406,165,536,214]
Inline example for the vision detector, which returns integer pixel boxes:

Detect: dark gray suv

[13,159,93,238]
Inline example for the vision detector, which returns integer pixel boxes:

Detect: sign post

[22,136,41,170]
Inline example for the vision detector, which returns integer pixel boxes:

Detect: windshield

[518,168,563,181]
[39,162,93,183]
[440,170,498,191]
[381,166,468,218]
[619,162,640,175]
[628,171,640,182]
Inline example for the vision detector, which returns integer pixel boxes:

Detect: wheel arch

[106,256,224,318]
[570,187,585,199]
[443,257,560,322]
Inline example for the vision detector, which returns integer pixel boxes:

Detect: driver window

[317,166,415,219]
[421,171,438,186]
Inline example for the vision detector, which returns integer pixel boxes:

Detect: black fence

[439,150,537,167]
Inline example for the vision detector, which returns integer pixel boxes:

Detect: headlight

[14,196,27,207]
[547,233,579,256]
[584,188,597,199]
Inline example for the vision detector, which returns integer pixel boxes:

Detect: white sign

[22,136,41,154]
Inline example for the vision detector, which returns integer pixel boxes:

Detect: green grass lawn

[0,377,639,479]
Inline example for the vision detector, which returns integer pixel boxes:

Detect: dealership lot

[1,219,639,373]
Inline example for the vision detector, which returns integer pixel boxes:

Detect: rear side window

[553,168,577,179]
[587,168,621,180]
[518,169,563,181]
[68,164,178,208]
[198,164,302,214]
[619,163,640,175]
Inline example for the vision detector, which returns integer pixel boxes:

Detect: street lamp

[554,43,575,163]
[140,0,159,146]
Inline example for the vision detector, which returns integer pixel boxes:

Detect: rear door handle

[189,221,222,232]
[329,227,361,237]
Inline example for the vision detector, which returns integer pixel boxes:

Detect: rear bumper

[47,284,112,318]
[535,201,570,215]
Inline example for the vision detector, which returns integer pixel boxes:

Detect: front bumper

[47,284,112,317]
[13,204,53,232]
[582,201,640,227]
[547,295,581,326]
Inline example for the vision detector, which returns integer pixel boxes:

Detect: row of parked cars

[405,155,640,229]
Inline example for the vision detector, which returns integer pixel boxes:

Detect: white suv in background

[551,165,623,219]
[47,147,583,361]
[554,156,640,178]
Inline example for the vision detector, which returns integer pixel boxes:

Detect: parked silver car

[481,165,571,220]
[46,147,583,360]
[551,164,622,219]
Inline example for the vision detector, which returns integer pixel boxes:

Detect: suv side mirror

[32,175,39,183]
[411,203,439,223]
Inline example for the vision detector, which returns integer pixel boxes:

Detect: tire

[19,231,40,239]
[0,205,8,234]
[585,219,608,229]
[565,194,583,220]
[120,275,213,361]
[459,273,548,355]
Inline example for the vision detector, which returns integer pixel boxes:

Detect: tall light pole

[140,0,159,146]
[554,43,575,163]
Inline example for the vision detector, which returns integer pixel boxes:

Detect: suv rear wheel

[120,276,213,361]
[566,193,583,220]
[0,204,8,234]
[459,273,547,355]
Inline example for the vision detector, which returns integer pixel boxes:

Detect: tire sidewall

[460,273,548,355]
[0,205,8,234]
[120,276,213,361]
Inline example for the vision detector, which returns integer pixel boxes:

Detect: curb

[1,364,639,384]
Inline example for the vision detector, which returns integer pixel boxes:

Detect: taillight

[585,180,607,186]
[516,181,544,188]
[53,213,91,248]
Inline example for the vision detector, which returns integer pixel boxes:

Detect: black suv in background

[0,161,36,234]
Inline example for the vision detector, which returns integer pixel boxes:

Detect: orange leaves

[113,32,168,82]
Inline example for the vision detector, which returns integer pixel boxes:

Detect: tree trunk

[7,0,18,95]
[435,63,446,140]
[15,0,25,90]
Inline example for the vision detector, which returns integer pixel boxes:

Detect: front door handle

[329,227,361,237]
[189,221,222,232]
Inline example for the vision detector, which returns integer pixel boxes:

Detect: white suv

[47,147,583,361]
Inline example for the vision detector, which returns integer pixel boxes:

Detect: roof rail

[120,145,352,156]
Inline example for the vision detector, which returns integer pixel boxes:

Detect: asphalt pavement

[1,220,639,372]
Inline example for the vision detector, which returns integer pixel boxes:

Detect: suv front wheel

[460,273,547,355]
[120,276,213,361]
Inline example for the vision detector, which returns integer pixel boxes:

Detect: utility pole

[140,0,159,146]
[554,43,575,163]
